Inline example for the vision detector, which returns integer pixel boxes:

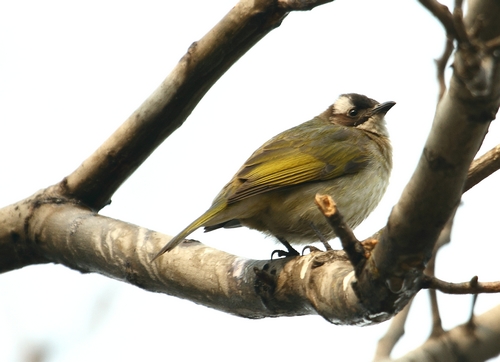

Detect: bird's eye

[348,109,358,117]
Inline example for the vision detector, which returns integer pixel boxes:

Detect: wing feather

[221,118,371,204]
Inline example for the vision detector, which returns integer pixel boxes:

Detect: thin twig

[452,3,472,47]
[422,275,500,294]
[314,194,366,271]
[485,35,500,49]
[418,0,457,39]
[466,276,479,331]
[435,37,454,101]
[464,144,500,192]
[426,209,455,338]
[373,299,413,361]
[428,286,445,337]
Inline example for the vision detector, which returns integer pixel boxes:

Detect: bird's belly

[239,168,389,245]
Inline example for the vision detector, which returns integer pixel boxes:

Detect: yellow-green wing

[225,117,371,204]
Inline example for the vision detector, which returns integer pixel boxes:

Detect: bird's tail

[151,202,226,262]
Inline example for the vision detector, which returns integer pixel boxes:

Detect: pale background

[1,0,499,361]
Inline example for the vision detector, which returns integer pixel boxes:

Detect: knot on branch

[253,263,278,307]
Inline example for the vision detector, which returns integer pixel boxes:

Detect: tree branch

[1,0,500,332]
[427,207,456,338]
[422,276,500,294]
[373,210,455,360]
[435,37,454,101]
[314,194,366,272]
[373,300,413,361]
[56,0,333,211]
[393,305,500,361]
[355,0,500,322]
[0,195,391,322]
[464,144,500,192]
[418,0,458,40]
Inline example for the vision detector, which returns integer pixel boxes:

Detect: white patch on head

[333,95,354,114]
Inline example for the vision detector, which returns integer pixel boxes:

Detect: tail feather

[204,219,241,232]
[151,202,226,262]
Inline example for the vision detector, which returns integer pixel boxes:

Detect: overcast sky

[1,1,499,361]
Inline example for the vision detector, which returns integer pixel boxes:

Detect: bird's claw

[301,245,323,255]
[270,248,300,260]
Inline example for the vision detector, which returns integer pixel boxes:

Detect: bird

[152,93,395,261]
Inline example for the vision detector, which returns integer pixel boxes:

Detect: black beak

[372,101,396,115]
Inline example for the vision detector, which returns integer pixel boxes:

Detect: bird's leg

[309,222,333,251]
[271,237,300,259]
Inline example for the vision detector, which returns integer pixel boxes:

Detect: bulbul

[152,93,395,260]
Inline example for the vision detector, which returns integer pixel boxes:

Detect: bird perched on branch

[152,93,395,261]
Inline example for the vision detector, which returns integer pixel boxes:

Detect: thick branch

[373,211,454,360]
[394,305,500,362]
[355,0,500,319]
[58,0,333,211]
[0,195,390,322]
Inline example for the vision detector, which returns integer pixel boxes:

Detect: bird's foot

[301,245,323,255]
[309,222,333,251]
[271,237,300,259]
[271,248,300,259]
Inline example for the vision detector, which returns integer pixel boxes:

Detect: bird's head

[320,93,396,137]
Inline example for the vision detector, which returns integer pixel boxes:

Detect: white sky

[1,0,499,361]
